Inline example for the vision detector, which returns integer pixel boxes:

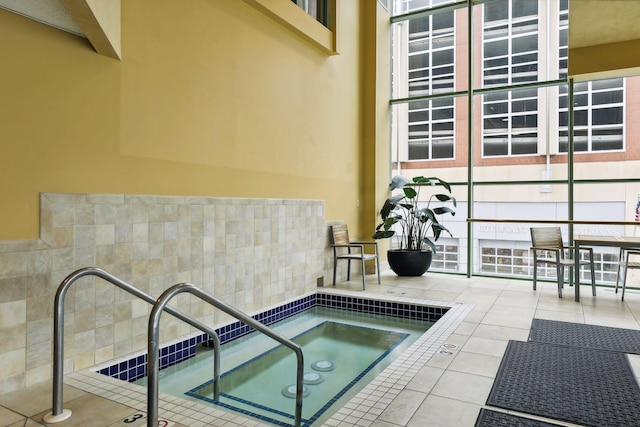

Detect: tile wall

[0,193,339,393]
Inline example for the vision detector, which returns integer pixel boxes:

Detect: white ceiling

[0,0,83,36]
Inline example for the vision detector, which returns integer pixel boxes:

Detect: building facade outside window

[390,0,640,286]
[559,78,625,153]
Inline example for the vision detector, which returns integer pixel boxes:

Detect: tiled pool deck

[2,270,640,427]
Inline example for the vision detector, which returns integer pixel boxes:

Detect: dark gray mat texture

[474,409,562,427]
[529,318,640,354]
[486,340,640,427]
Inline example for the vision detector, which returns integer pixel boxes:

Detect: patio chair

[616,248,640,300]
[530,227,596,298]
[330,224,381,290]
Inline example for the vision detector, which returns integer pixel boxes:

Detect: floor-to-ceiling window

[390,0,640,285]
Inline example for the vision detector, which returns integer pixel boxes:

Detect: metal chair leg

[622,254,629,301]
[556,264,564,298]
[590,260,596,296]
[616,248,623,294]
[532,257,538,291]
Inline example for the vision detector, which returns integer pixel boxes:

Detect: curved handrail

[44,267,221,423]
[147,283,304,427]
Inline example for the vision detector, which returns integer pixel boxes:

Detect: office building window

[408,12,455,96]
[393,0,458,16]
[481,0,539,157]
[558,0,568,79]
[407,98,455,160]
[482,88,538,157]
[559,78,625,153]
[291,0,329,27]
[482,0,539,88]
[430,241,459,271]
[480,244,530,276]
[393,6,456,161]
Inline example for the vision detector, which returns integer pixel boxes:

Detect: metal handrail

[147,283,305,427]
[44,267,222,423]
[467,218,640,226]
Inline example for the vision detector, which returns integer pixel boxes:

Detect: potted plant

[373,175,456,276]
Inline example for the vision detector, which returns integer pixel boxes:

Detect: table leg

[574,242,580,302]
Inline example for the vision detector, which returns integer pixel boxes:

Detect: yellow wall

[0,0,369,241]
[362,1,391,249]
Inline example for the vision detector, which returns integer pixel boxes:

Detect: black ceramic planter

[387,250,433,276]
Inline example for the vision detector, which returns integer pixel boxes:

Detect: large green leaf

[421,238,437,253]
[373,230,395,239]
[380,195,404,219]
[390,175,410,191]
[432,206,456,216]
[434,194,456,206]
[403,187,417,199]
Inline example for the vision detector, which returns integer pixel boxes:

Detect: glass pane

[392,0,459,16]
[558,78,625,156]
[592,107,623,125]
[393,8,459,98]
[391,97,456,162]
[479,0,568,87]
[512,0,537,18]
[512,35,537,55]
[480,87,544,158]
[592,128,623,151]
[484,0,508,23]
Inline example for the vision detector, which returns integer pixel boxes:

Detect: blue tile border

[96,292,449,383]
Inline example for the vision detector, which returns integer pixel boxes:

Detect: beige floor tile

[405,366,445,394]
[448,351,502,378]
[481,307,536,330]
[460,305,491,323]
[32,394,137,427]
[430,371,494,405]
[452,320,479,336]
[424,352,455,370]
[494,292,540,309]
[0,406,25,427]
[454,293,500,306]
[0,383,86,418]
[406,395,481,427]
[533,308,586,323]
[377,389,426,425]
[9,420,45,427]
[471,324,529,342]
[419,290,464,302]
[370,420,403,427]
[105,412,190,427]
[460,336,509,357]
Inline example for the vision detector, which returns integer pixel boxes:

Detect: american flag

[635,201,640,222]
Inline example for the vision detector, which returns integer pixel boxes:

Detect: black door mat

[475,409,563,427]
[529,318,640,354]
[486,340,640,427]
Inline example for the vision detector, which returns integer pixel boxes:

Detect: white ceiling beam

[61,0,121,60]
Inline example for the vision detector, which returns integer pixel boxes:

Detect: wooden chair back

[530,227,564,250]
[330,223,350,246]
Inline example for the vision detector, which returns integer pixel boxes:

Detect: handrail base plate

[43,409,72,423]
